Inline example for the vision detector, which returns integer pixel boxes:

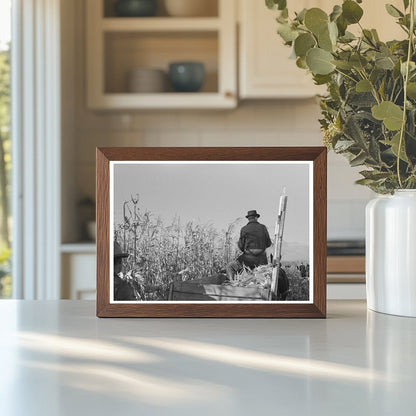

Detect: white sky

[0,0,11,48]
[113,162,311,246]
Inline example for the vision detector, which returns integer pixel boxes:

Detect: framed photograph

[96,147,327,318]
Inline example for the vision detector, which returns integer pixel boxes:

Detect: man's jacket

[238,220,272,256]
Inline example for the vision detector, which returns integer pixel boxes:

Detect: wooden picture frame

[96,147,327,318]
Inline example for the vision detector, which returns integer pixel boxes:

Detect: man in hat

[226,210,272,280]
[114,241,137,301]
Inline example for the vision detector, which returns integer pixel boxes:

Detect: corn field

[115,198,243,300]
[114,198,309,301]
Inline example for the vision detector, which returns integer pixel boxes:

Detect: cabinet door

[62,253,96,300]
[239,0,326,99]
[239,0,404,99]
[358,0,404,41]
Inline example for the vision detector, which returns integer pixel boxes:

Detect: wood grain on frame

[96,147,327,318]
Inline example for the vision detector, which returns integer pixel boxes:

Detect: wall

[62,0,374,243]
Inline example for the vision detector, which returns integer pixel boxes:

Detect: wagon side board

[169,282,270,301]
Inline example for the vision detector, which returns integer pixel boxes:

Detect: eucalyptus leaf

[401,61,416,76]
[385,4,404,18]
[375,55,395,70]
[296,8,307,23]
[277,23,299,43]
[330,5,342,22]
[355,178,378,186]
[276,14,288,24]
[334,139,355,151]
[382,132,409,162]
[339,31,356,43]
[350,54,368,70]
[369,136,382,163]
[294,33,316,58]
[296,57,308,69]
[409,109,416,137]
[363,29,376,46]
[407,82,416,99]
[306,48,335,75]
[336,15,348,36]
[318,27,334,52]
[344,114,367,147]
[372,101,404,130]
[266,0,287,11]
[342,0,364,24]
[281,8,288,19]
[356,79,372,93]
[350,152,368,167]
[333,60,353,70]
[304,8,329,35]
[371,29,380,43]
[328,21,338,44]
[399,14,411,29]
[360,170,391,180]
[313,74,332,85]
[347,92,377,107]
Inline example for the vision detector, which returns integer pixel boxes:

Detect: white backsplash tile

[75,100,371,240]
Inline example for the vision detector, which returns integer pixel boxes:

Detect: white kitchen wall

[62,0,374,243]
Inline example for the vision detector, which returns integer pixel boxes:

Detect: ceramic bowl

[128,68,167,93]
[168,62,205,92]
[114,0,158,17]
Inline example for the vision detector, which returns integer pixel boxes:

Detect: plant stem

[359,69,381,104]
[397,0,415,188]
[334,68,358,84]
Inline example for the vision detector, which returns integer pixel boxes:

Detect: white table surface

[0,300,415,416]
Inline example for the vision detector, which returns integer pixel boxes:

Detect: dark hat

[246,210,260,218]
[114,241,129,258]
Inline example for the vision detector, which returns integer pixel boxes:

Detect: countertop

[0,300,415,415]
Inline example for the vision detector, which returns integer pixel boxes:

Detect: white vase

[366,190,416,317]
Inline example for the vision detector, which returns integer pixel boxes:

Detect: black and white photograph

[110,161,313,303]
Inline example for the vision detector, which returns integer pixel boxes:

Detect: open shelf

[103,0,219,18]
[101,17,221,31]
[91,92,234,109]
[87,0,236,109]
[104,31,218,94]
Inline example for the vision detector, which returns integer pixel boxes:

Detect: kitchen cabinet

[238,0,325,99]
[61,245,96,300]
[86,0,237,109]
[238,0,404,99]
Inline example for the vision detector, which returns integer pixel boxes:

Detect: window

[0,0,11,298]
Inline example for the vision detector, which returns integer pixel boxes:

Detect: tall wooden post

[123,201,129,252]
[269,188,288,300]
[131,194,139,266]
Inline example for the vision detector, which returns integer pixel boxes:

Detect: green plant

[266,0,416,193]
[0,246,11,298]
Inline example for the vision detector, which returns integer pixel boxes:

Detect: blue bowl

[168,62,205,93]
[114,0,157,17]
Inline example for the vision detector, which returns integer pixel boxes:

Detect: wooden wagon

[168,281,270,301]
